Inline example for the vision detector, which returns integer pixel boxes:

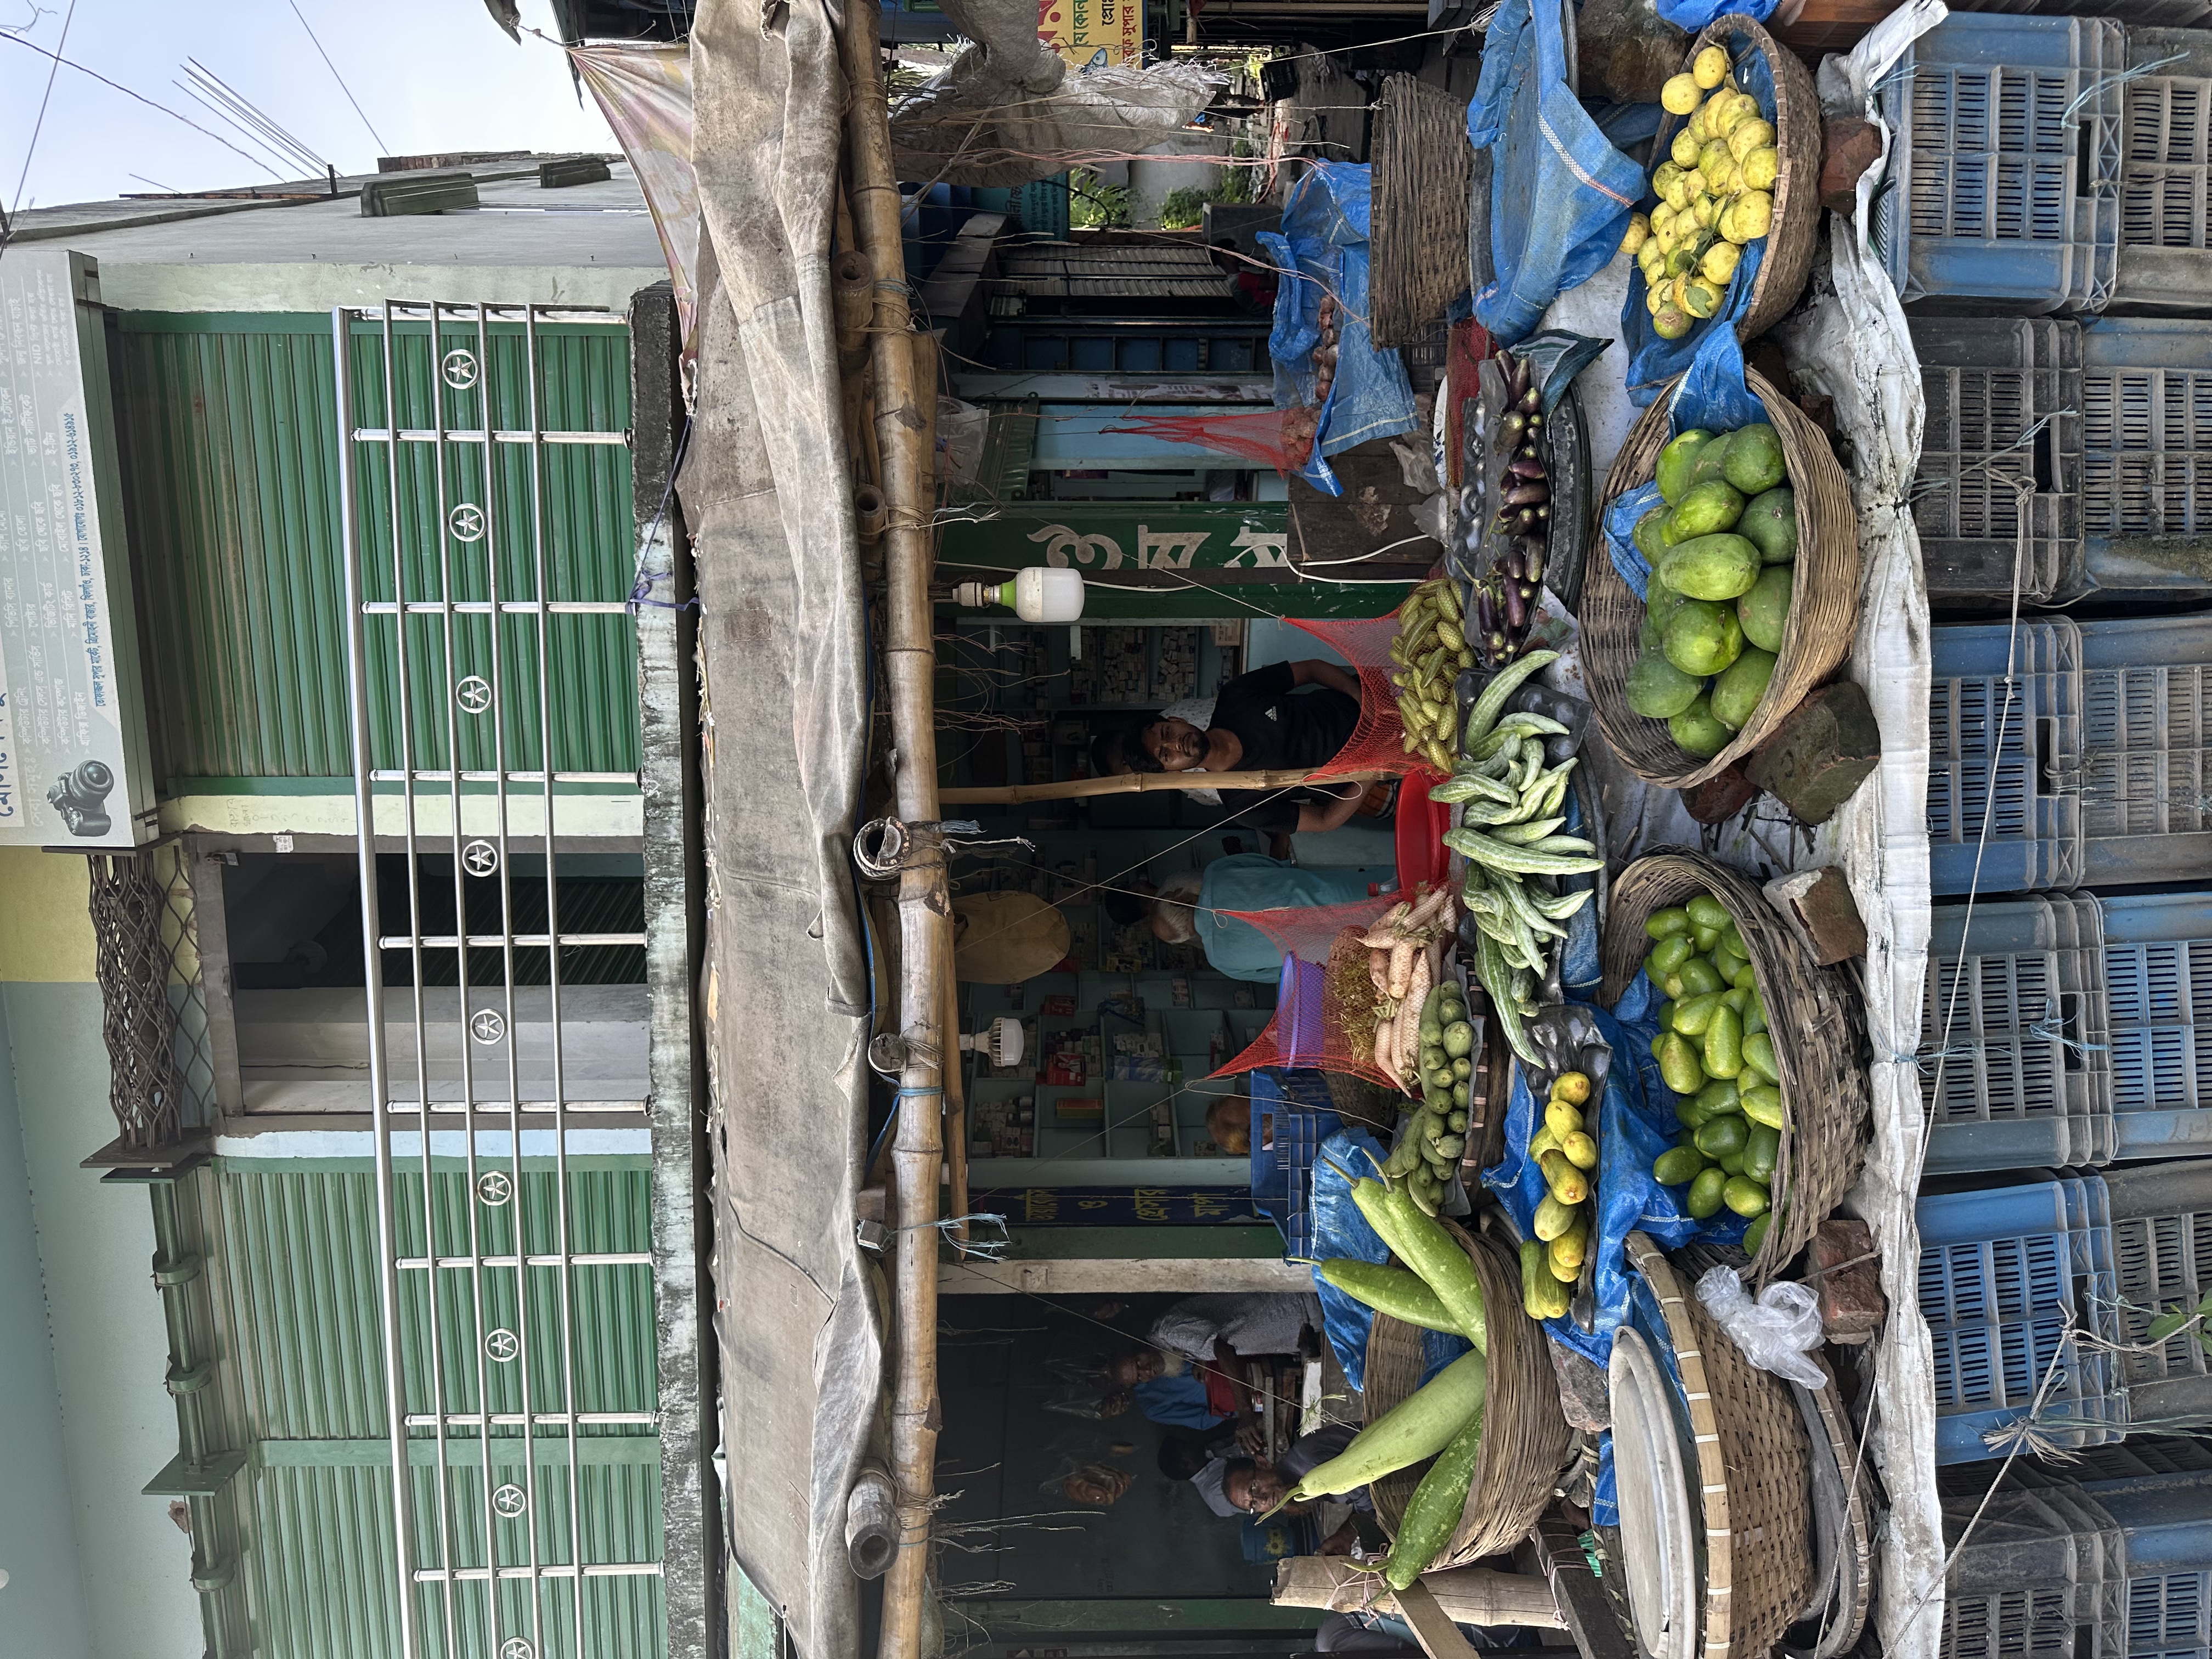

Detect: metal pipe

[841,9,949,1657]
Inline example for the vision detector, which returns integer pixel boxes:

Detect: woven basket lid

[1610,1325,1702,1659]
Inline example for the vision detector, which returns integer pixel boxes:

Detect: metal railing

[334,299,657,1659]
[86,839,217,1158]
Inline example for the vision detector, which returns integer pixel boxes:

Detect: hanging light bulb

[950,567,1086,623]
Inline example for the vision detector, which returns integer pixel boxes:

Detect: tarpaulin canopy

[572,43,702,364]
[680,2,878,1653]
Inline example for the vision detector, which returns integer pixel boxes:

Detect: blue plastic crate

[2115,26,2212,312]
[2067,317,2212,599]
[1876,13,2126,314]
[2095,893,2212,1160]
[1916,1175,2123,1463]
[2099,1160,2212,1431]
[1248,1069,1340,1259]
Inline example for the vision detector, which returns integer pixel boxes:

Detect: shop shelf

[2114,27,2212,311]
[1875,13,2126,314]
[1917,1174,2123,1463]
[1923,890,2212,1172]
[1911,317,2083,605]
[1930,617,2212,895]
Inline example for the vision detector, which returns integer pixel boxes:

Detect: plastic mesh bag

[1287,615,1422,781]
[1211,949,1402,1090]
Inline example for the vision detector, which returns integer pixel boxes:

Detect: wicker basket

[1626,1232,1813,1659]
[1599,851,1869,1284]
[1363,1220,1572,1565]
[1649,14,1821,346]
[1585,366,1858,789]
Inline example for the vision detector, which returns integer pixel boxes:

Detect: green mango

[1742,1211,1773,1255]
[1722,1174,1771,1217]
[1737,565,1793,654]
[1686,895,1730,930]
[1739,484,1798,563]
[1652,1146,1706,1186]
[1664,600,1743,678]
[1694,1113,1746,1159]
[1627,650,1706,719]
[1657,533,1761,602]
[1721,422,1787,495]
[1634,506,1673,565]
[1656,429,1715,504]
[1744,1123,1780,1180]
[1669,692,1733,758]
[1693,1077,1741,1118]
[1685,431,1738,493]
[1646,907,1692,939]
[1664,478,1747,544]
[1640,577,1689,652]
[1709,646,1779,731]
[1686,1167,1728,1219]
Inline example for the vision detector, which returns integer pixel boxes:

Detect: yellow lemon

[1651,200,1677,235]
[1671,126,1705,167]
[1664,171,1697,212]
[1646,279,1669,316]
[1711,91,1753,138]
[1621,212,1650,256]
[1693,44,1730,88]
[1700,239,1742,284]
[1686,104,1709,144]
[1667,242,1700,276]
[1654,304,1694,340]
[1681,278,1722,319]
[1692,191,1722,230]
[1662,73,1701,115]
[1654,160,1683,196]
[1741,145,1780,193]
[1734,188,1775,239]
[1728,116,1776,162]
[1699,139,1735,187]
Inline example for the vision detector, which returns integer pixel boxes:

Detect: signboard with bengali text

[1037,0,1142,69]
[0,252,154,847]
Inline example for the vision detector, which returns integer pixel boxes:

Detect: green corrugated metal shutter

[114,314,639,784]
[207,1164,663,1657]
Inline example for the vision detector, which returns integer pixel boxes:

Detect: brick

[1762,866,1867,966]
[1820,116,1886,216]
[1682,763,1758,825]
[1809,1217,1884,1344]
[1745,681,1881,825]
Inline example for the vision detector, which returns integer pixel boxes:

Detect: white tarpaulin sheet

[1535,11,1950,1653]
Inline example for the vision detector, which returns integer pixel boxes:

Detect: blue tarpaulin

[1262,163,1419,497]
[1620,23,1781,403]
[1468,0,1644,346]
[1658,0,1778,32]
[1307,1126,1474,1391]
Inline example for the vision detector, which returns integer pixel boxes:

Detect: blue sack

[1307,1126,1473,1391]
[1657,0,1778,32]
[1481,990,1742,1368]
[1469,0,1645,347]
[1262,165,1419,497]
[1621,25,1782,404]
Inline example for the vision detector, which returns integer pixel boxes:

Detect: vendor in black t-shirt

[1096,659,1369,841]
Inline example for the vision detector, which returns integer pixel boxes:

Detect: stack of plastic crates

[1911,318,2084,603]
[1921,889,2212,1172]
[1920,1163,2212,1464]
[1247,1069,1341,1260]
[1928,614,2212,895]
[1936,1446,2212,1659]
[1917,1172,2121,1464]
[2114,26,2212,311]
[2078,317,2212,597]
[1876,13,2126,314]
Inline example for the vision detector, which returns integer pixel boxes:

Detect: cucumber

[1285,1350,1488,1500]
[1477,931,1539,1064]
[1464,651,1561,747]
[1383,1404,1488,1589]
[1441,826,1605,877]
[1319,1260,1464,1334]
[1520,1239,1570,1320]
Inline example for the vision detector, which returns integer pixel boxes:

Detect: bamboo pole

[843,8,946,1655]
[1272,1556,1567,1629]
[940,766,1391,805]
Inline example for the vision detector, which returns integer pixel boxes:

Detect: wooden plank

[1272,1556,1566,1629]
[940,1255,1312,1295]
[1532,1516,1634,1659]
[939,765,1387,805]
[1393,1578,1486,1659]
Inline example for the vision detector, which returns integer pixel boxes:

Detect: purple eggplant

[1533,503,1550,521]
[1519,386,1542,414]
[1488,629,1509,654]
[1502,583,1529,630]
[1525,544,1547,585]
[1499,411,1527,443]
[1503,480,1550,507]
[1475,586,1498,634]
[1503,548,1527,581]
[1507,455,1547,479]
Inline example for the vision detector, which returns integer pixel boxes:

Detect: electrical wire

[0,0,74,258]
[286,0,388,155]
[0,29,288,182]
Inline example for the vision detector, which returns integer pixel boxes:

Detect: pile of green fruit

[1640,891,1786,1256]
[1381,974,1479,1216]
[1623,421,1798,758]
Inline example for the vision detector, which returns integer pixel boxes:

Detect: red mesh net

[1209,934,1403,1090]
[1290,613,1434,781]
[1217,888,1403,966]
[1102,409,1306,473]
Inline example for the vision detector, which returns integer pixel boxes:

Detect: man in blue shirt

[1150,855,1394,983]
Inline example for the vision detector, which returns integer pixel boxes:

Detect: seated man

[1105,1352,1229,1432]
[1136,1292,1322,1452]
[1220,1447,1361,1555]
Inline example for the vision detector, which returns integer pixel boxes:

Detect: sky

[0,0,618,213]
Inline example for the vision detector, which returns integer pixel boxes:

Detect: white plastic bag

[1696,1265,1827,1389]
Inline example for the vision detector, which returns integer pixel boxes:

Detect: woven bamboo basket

[1625,1232,1813,1659]
[1364,1220,1572,1565]
[1585,366,1858,789]
[1648,14,1821,345]
[1599,851,1869,1284]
